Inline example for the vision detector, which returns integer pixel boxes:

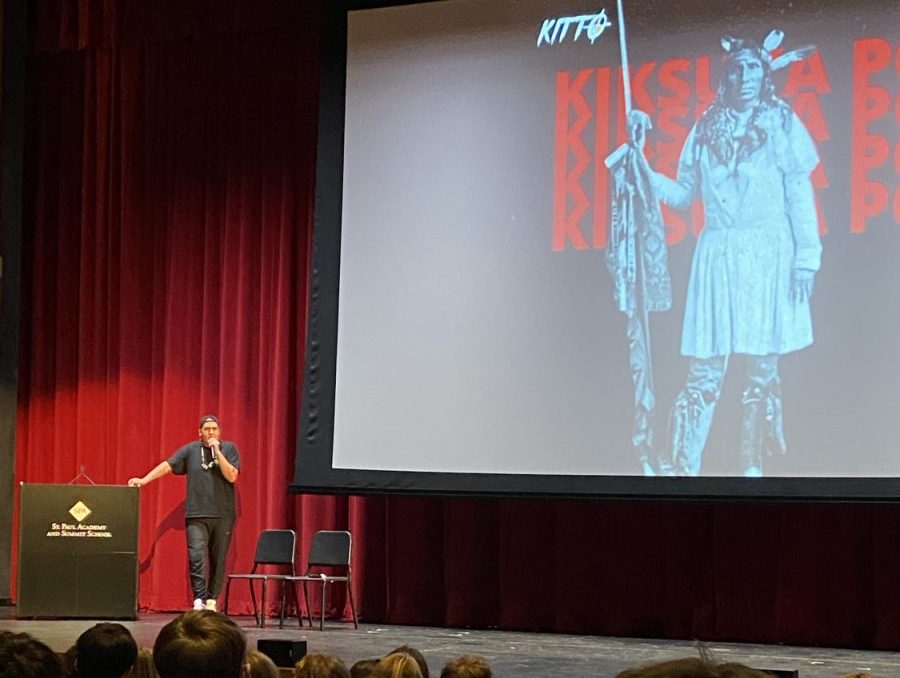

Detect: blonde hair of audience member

[129,649,160,678]
[294,652,351,678]
[372,652,424,678]
[386,646,429,678]
[350,659,379,678]
[614,657,770,678]
[439,655,492,678]
[246,650,280,678]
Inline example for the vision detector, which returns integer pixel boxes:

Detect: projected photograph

[298,0,899,495]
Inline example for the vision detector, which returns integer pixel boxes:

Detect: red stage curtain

[17,0,323,614]
[14,0,900,650]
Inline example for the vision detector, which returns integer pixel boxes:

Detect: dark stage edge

[2,607,898,677]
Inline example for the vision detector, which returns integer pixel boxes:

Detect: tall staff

[616,0,632,117]
[604,0,672,475]
[604,0,634,170]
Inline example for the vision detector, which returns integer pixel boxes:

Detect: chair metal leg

[289,581,304,629]
[261,579,269,628]
[249,579,260,627]
[302,581,313,628]
[347,581,358,629]
[278,580,287,630]
[320,582,326,631]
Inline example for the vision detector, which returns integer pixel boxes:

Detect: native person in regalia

[628,31,822,476]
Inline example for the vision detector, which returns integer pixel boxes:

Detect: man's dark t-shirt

[167,441,240,519]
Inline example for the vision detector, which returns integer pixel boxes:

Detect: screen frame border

[291,0,900,502]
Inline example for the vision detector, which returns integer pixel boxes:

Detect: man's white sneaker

[204,599,217,612]
[192,598,204,611]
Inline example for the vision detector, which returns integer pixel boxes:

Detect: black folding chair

[284,530,358,630]
[223,529,303,628]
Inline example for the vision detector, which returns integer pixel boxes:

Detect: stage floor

[1,606,898,677]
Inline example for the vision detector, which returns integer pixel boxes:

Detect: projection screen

[293,0,900,499]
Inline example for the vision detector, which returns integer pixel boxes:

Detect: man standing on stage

[128,415,240,612]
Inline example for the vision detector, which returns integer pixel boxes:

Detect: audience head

[372,652,424,678]
[62,644,78,676]
[387,646,429,678]
[247,649,280,678]
[439,656,492,678]
[0,631,64,678]
[350,659,380,678]
[75,622,138,678]
[294,652,351,678]
[153,610,247,678]
[614,657,770,678]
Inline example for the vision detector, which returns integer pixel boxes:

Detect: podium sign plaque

[18,483,139,618]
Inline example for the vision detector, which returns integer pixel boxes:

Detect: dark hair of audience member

[153,610,247,678]
[75,622,138,678]
[62,644,79,676]
[294,652,352,678]
[439,655,492,678]
[130,648,160,678]
[372,652,424,678]
[350,658,380,678]
[387,646,429,678]
[614,657,770,678]
[0,631,64,678]
[247,649,280,678]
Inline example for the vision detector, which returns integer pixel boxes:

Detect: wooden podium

[18,483,139,618]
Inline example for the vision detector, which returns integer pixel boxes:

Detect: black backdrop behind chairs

[11,0,900,651]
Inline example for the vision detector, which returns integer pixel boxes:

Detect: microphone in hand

[207,437,220,467]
